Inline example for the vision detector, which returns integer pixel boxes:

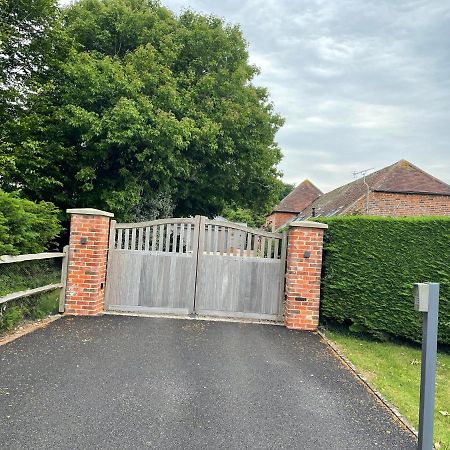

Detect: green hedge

[0,190,62,255]
[317,216,450,345]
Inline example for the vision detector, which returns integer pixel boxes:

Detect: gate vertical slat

[185,224,189,253]
[185,224,191,254]
[203,224,209,254]
[178,224,182,252]
[274,239,279,260]
[203,225,208,254]
[117,229,123,250]
[212,225,217,254]
[234,231,240,256]
[185,223,190,253]
[206,225,211,254]
[179,224,185,253]
[213,225,219,255]
[208,225,214,254]
[131,228,136,250]
[245,232,251,256]
[224,227,229,255]
[165,224,171,252]
[124,229,130,250]
[217,226,223,255]
[138,228,143,251]
[158,225,164,251]
[144,227,150,251]
[235,231,240,255]
[267,238,273,259]
[151,225,157,251]
[260,236,266,258]
[172,224,178,253]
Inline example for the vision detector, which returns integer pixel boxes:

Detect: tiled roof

[272,180,322,213]
[297,159,450,219]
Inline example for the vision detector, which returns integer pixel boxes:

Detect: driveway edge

[0,315,61,346]
[317,329,418,439]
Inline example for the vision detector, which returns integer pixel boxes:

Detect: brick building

[265,180,322,231]
[266,160,450,230]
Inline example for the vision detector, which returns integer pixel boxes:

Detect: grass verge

[323,326,450,449]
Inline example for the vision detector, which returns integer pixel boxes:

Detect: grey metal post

[417,282,439,450]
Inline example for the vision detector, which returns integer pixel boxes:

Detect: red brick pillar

[64,208,114,316]
[284,221,328,330]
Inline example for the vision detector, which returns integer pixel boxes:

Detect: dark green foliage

[318,216,450,345]
[0,190,62,255]
[0,0,70,177]
[0,0,62,116]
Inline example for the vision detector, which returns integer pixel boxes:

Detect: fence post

[64,208,114,316]
[284,221,328,330]
[58,245,69,313]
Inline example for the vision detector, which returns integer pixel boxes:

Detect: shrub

[317,216,450,345]
[0,190,62,255]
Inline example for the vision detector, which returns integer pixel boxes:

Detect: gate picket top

[111,216,284,259]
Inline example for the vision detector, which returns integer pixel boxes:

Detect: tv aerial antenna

[352,168,374,179]
[352,167,375,214]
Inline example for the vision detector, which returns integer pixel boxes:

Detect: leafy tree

[221,206,258,228]
[129,189,175,222]
[1,0,284,221]
[0,0,70,184]
[0,0,59,112]
[0,190,61,254]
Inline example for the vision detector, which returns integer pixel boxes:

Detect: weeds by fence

[0,291,60,331]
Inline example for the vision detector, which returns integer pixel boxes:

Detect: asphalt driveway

[0,316,416,449]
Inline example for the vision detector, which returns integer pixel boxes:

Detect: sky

[60,0,450,192]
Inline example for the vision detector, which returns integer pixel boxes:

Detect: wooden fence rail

[0,252,65,264]
[0,249,69,311]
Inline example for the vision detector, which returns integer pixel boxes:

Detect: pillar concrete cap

[66,208,114,218]
[289,220,328,229]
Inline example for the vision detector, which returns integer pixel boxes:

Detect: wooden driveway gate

[104,217,287,321]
